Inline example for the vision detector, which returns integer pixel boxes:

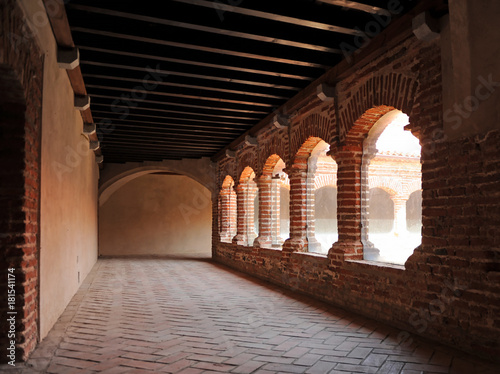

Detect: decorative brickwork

[0,0,43,362]
[213,33,500,362]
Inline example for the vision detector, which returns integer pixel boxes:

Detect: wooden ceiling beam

[87,94,268,115]
[82,61,301,91]
[99,132,230,144]
[172,0,363,36]
[89,103,261,121]
[99,122,243,136]
[92,116,250,131]
[72,27,328,69]
[100,130,235,142]
[84,74,288,100]
[102,140,220,151]
[78,46,314,81]
[92,110,252,127]
[316,0,387,15]
[69,4,340,53]
[86,85,276,108]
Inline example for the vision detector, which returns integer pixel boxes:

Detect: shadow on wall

[99,173,212,257]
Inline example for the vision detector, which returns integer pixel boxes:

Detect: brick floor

[2,257,499,373]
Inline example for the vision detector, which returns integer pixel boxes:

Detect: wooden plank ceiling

[65,0,418,163]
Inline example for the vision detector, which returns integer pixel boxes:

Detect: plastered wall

[17,0,100,340]
[99,174,212,257]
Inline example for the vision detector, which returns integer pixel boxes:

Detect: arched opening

[233,167,258,246]
[362,110,422,264]
[315,186,338,251]
[279,179,290,243]
[255,155,290,249]
[308,140,338,254]
[99,173,212,256]
[220,175,237,243]
[285,137,337,253]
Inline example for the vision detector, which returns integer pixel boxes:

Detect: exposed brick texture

[0,0,44,362]
[213,32,500,362]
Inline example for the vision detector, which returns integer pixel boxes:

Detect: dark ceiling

[65,0,419,163]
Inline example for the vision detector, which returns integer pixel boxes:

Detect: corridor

[8,257,500,374]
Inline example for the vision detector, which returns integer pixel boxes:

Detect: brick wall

[213,31,500,362]
[0,0,44,362]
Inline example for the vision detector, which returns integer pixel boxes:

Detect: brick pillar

[233,182,258,246]
[219,188,235,242]
[0,91,41,363]
[254,175,271,248]
[283,167,308,252]
[329,146,363,260]
[1,0,43,362]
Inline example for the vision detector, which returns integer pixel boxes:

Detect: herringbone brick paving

[3,257,499,373]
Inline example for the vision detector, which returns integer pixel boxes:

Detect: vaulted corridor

[8,257,499,374]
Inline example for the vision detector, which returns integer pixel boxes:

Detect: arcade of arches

[1,0,500,368]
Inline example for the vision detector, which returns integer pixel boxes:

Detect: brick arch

[314,174,337,190]
[290,113,331,158]
[239,166,256,182]
[368,178,399,198]
[292,136,325,168]
[262,154,282,175]
[262,154,288,178]
[260,132,289,173]
[404,179,422,198]
[222,175,235,189]
[100,159,216,206]
[237,150,258,179]
[339,72,419,144]
[220,162,237,187]
[344,105,397,146]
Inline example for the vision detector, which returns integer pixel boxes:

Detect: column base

[282,237,308,253]
[253,235,272,249]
